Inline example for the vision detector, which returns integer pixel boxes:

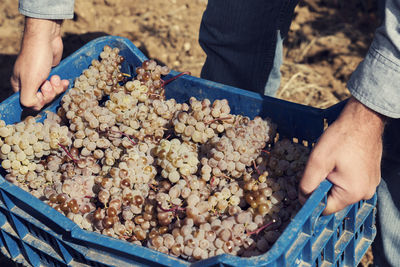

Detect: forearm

[21,18,62,52]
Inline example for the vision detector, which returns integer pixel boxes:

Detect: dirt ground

[0,0,379,108]
[0,0,379,265]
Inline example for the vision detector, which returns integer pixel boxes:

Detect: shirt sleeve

[19,0,75,20]
[347,0,400,118]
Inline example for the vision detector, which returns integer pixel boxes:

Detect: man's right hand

[299,97,384,215]
[11,18,69,111]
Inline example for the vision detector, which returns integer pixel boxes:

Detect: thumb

[323,183,349,215]
[18,57,51,109]
[19,77,48,110]
[19,80,45,109]
[51,36,64,66]
[299,151,334,205]
[10,70,21,93]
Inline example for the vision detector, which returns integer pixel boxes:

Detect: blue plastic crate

[0,36,376,267]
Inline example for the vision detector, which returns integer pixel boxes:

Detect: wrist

[338,97,385,139]
[22,18,62,46]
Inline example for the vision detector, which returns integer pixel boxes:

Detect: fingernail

[36,92,44,102]
[62,79,70,88]
[298,191,309,205]
[41,81,51,92]
[53,76,61,86]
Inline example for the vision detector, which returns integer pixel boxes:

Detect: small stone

[183,42,191,52]
[173,61,181,68]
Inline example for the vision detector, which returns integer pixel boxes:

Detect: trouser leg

[199,0,298,96]
[373,119,400,267]
[264,30,283,96]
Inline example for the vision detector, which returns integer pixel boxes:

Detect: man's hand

[299,97,384,215]
[11,18,69,111]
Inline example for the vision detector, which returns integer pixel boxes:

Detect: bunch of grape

[0,45,312,262]
[199,116,276,183]
[172,97,237,144]
[267,138,309,179]
[154,138,199,183]
[0,113,71,186]
[44,174,96,229]
[206,180,243,214]
[107,98,181,142]
[149,208,280,259]
[135,59,170,99]
[73,45,124,99]
[241,139,310,226]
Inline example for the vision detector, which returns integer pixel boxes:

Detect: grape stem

[218,173,233,181]
[158,204,185,213]
[58,143,78,163]
[210,208,221,216]
[181,175,191,188]
[210,176,216,187]
[122,73,131,77]
[205,116,233,125]
[124,135,137,146]
[246,219,276,236]
[148,183,158,191]
[107,129,137,146]
[261,150,270,155]
[253,160,261,175]
[161,71,191,87]
[148,93,163,97]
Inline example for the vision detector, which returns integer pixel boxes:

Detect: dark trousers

[199,0,299,95]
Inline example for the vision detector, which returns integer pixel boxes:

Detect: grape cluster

[44,174,96,229]
[200,116,276,183]
[107,98,181,142]
[172,97,236,144]
[207,180,243,214]
[73,45,124,98]
[0,113,71,192]
[154,139,199,183]
[135,59,170,99]
[0,45,311,262]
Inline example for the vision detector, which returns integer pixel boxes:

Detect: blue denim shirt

[19,0,75,19]
[348,0,400,118]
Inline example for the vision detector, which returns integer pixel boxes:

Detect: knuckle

[351,189,364,203]
[364,189,376,200]
[56,87,65,94]
[20,97,35,108]
[44,97,54,105]
[298,179,312,196]
[43,90,56,99]
[308,152,324,169]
